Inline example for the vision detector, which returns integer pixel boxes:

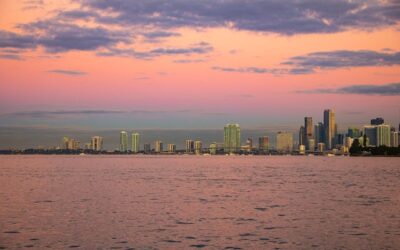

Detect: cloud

[141,30,180,43]
[47,69,87,76]
[0,54,23,60]
[79,0,400,35]
[4,110,126,118]
[212,66,273,74]
[0,30,36,49]
[97,42,213,59]
[173,59,205,64]
[284,50,400,71]
[299,82,400,96]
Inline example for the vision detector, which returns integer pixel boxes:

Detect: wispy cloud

[298,83,400,96]
[47,69,87,76]
[80,0,400,35]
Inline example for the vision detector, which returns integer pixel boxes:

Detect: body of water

[0,156,399,249]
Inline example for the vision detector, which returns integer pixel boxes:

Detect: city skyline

[0,0,400,135]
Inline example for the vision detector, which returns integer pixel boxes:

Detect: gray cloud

[3,110,126,118]
[97,42,213,59]
[173,59,206,64]
[299,82,400,96]
[79,0,400,35]
[47,69,87,76]
[284,50,400,71]
[212,66,273,74]
[0,54,23,60]
[141,30,180,43]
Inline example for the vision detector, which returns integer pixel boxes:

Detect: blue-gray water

[0,156,399,249]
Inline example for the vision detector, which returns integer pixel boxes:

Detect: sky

[0,0,400,148]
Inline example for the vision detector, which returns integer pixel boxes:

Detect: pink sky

[0,0,400,130]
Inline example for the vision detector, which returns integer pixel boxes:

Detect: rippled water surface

[0,155,399,249]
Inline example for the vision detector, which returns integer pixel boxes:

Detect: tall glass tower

[224,123,241,153]
[323,109,336,149]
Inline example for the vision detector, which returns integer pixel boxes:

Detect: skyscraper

[143,143,151,154]
[276,132,293,152]
[155,140,163,153]
[120,131,128,152]
[299,126,305,146]
[324,109,336,149]
[304,117,313,150]
[167,144,176,153]
[91,136,103,151]
[390,131,399,147]
[131,132,140,153]
[377,124,391,146]
[194,140,202,155]
[314,122,324,144]
[185,139,194,153]
[363,125,377,146]
[347,127,360,138]
[258,136,269,152]
[224,123,241,153]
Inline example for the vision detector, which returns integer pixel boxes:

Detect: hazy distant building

[314,122,324,144]
[167,144,176,153]
[377,124,391,146]
[347,127,360,138]
[62,137,80,150]
[143,143,151,154]
[299,126,305,146]
[224,123,241,153]
[345,137,353,148]
[131,132,140,153]
[324,109,336,149]
[299,144,306,155]
[258,136,269,152]
[371,117,384,125]
[308,138,315,152]
[246,138,253,149]
[91,136,103,151]
[194,140,202,155]
[363,125,377,146]
[391,131,399,147]
[276,132,293,152]
[185,140,194,153]
[155,140,163,153]
[304,117,313,149]
[335,133,345,147]
[120,131,128,152]
[209,142,217,155]
[317,142,325,152]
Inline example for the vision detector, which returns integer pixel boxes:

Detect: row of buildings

[61,109,400,154]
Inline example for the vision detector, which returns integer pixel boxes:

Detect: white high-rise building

[131,132,140,153]
[194,140,202,155]
[91,136,103,151]
[155,140,163,153]
[377,124,391,146]
[120,131,128,152]
[391,131,399,147]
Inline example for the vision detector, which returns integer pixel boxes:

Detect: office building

[345,137,353,148]
[91,136,103,151]
[377,124,391,146]
[391,131,399,147]
[167,144,176,153]
[371,117,384,125]
[120,131,128,152]
[194,140,202,155]
[314,122,324,144]
[246,138,253,149]
[308,138,315,152]
[317,142,325,152]
[258,136,269,152]
[347,127,360,138]
[143,143,151,154]
[185,140,194,153]
[299,126,305,146]
[209,142,217,155]
[155,140,163,153]
[304,117,313,149]
[324,109,336,149]
[224,123,241,153]
[276,132,293,152]
[131,132,140,153]
[62,137,80,150]
[363,125,377,146]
